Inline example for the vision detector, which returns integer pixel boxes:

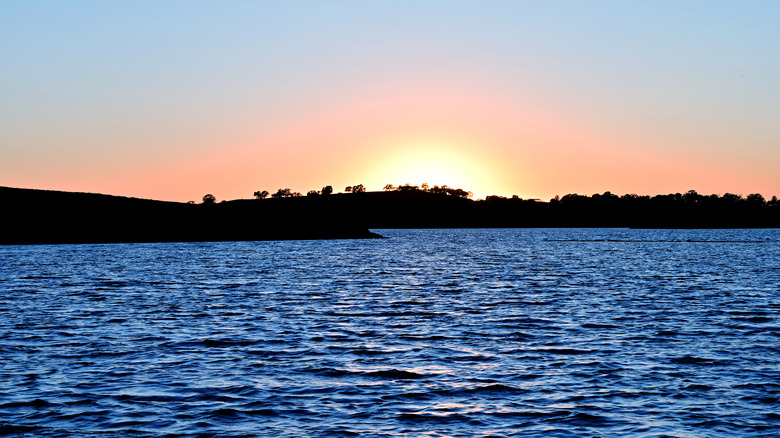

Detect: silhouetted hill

[292,189,778,229]
[274,189,779,229]
[0,187,380,244]
[474,192,779,228]
[2,186,778,244]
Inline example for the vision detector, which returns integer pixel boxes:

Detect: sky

[2,1,779,202]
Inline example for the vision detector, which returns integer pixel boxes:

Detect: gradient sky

[2,1,779,201]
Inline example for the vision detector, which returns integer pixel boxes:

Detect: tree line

[480,189,779,208]
[201,186,778,209]
[193,186,777,227]
[239,183,472,202]
[381,183,472,198]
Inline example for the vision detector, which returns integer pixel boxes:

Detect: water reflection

[0,228,778,437]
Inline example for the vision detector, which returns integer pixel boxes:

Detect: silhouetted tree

[722,193,743,203]
[254,190,269,199]
[383,184,395,191]
[746,193,765,205]
[307,190,319,197]
[428,185,447,195]
[684,190,702,204]
[344,186,352,193]
[449,188,472,198]
[271,188,292,198]
[321,185,333,196]
[202,194,216,205]
[351,184,366,193]
[390,183,471,198]
[592,191,618,201]
[560,194,589,205]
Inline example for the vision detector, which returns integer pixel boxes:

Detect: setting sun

[359,136,507,198]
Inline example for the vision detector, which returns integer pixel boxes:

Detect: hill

[0,187,381,244]
[2,186,778,244]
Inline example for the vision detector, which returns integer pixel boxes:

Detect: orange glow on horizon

[6,79,777,204]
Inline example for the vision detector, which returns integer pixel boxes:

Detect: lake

[1,228,779,437]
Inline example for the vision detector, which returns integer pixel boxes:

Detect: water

[1,228,779,437]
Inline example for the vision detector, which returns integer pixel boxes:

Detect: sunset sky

[2,1,779,202]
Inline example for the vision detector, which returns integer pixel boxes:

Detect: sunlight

[365,137,500,197]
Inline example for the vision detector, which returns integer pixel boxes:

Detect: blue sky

[2,1,779,201]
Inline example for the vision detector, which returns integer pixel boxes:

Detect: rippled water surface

[1,228,779,437]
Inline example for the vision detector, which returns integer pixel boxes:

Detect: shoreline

[2,186,778,245]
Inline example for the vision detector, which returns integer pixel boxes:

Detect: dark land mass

[318,189,779,229]
[1,186,778,245]
[0,186,380,245]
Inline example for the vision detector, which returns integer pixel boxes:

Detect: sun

[362,136,501,197]
[392,152,471,188]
